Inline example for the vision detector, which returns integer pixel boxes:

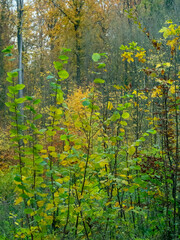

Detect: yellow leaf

[165,62,171,67]
[99,159,108,168]
[64,176,70,182]
[59,188,65,194]
[41,183,46,188]
[40,149,47,153]
[27,200,31,206]
[74,144,81,150]
[23,139,28,144]
[48,146,55,152]
[26,192,34,198]
[46,203,54,211]
[54,191,59,197]
[122,112,130,119]
[44,215,53,221]
[128,146,136,156]
[115,202,119,207]
[128,175,133,179]
[15,197,23,205]
[120,174,126,178]
[56,179,63,184]
[107,101,113,110]
[128,206,134,211]
[75,207,81,213]
[122,180,128,185]
[105,202,111,206]
[37,201,45,207]
[50,152,57,157]
[64,145,70,151]
[56,109,63,115]
[169,85,175,94]
[79,162,85,169]
[60,154,67,160]
[37,192,48,197]
[121,52,134,62]
[113,85,122,90]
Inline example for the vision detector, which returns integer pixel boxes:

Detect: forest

[0,0,180,239]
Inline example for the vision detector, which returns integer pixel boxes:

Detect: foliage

[0,13,180,240]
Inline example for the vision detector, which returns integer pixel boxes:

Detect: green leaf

[33,99,41,105]
[59,55,69,61]
[124,103,131,108]
[55,181,62,188]
[26,96,34,101]
[147,129,157,134]
[111,111,120,121]
[122,112,130,119]
[94,78,105,84]
[92,53,101,62]
[165,19,173,24]
[139,137,146,142]
[61,135,67,141]
[134,177,143,185]
[120,121,127,126]
[2,45,14,53]
[33,114,42,120]
[141,175,150,180]
[119,45,126,50]
[15,84,25,90]
[46,75,54,80]
[12,68,20,73]
[82,100,91,107]
[15,97,26,104]
[62,48,71,52]
[54,61,63,70]
[57,89,64,104]
[6,76,13,83]
[7,93,13,98]
[9,72,18,78]
[5,53,12,57]
[97,63,106,68]
[34,144,43,151]
[14,176,22,182]
[5,102,13,107]
[130,165,141,170]
[159,27,169,38]
[9,58,16,62]
[143,133,149,137]
[100,52,108,58]
[24,208,33,214]
[8,86,18,94]
[50,82,61,89]
[39,129,46,133]
[58,70,69,79]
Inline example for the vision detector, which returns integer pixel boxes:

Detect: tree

[0,0,13,116]
[16,0,24,119]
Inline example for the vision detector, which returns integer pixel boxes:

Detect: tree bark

[17,0,24,119]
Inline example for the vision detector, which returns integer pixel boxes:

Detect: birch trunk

[17,0,24,120]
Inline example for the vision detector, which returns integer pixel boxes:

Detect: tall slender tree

[17,0,24,119]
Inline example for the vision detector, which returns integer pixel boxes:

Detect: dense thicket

[0,0,180,239]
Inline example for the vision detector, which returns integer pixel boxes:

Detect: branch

[51,0,75,25]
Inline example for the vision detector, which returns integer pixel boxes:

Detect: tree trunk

[17,0,24,120]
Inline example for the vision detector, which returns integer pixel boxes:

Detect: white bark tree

[17,0,24,119]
